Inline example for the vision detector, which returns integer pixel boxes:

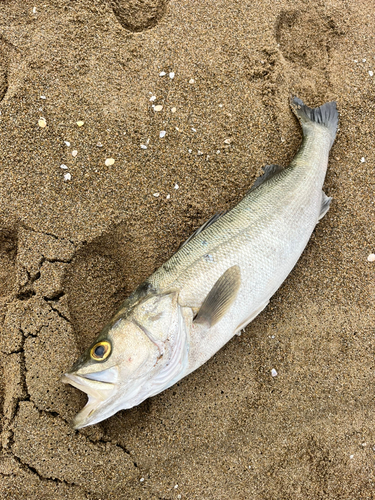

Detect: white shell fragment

[140,144,147,150]
[360,157,365,163]
[150,96,156,102]
[154,105,163,112]
[159,71,166,76]
[96,142,103,147]
[166,194,171,199]
[367,253,375,262]
[60,164,68,170]
[64,141,70,147]
[76,121,84,127]
[63,173,71,181]
[369,71,374,77]
[38,117,47,128]
[159,131,166,138]
[171,107,177,113]
[40,95,46,99]
[191,128,196,132]
[189,78,195,84]
[174,183,179,189]
[224,138,232,144]
[105,158,115,166]
[169,72,175,79]
[271,368,278,377]
[72,150,78,157]
[153,192,160,197]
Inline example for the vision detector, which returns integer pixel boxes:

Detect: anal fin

[318,191,332,220]
[194,265,241,328]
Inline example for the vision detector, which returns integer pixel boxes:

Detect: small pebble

[224,138,231,144]
[140,144,147,150]
[64,141,70,147]
[188,149,192,153]
[159,71,166,76]
[363,58,366,62]
[350,455,354,459]
[360,157,365,163]
[219,104,223,108]
[60,164,68,170]
[40,95,46,99]
[166,194,171,199]
[197,150,203,155]
[169,72,175,79]
[76,121,84,127]
[97,142,103,147]
[105,158,115,166]
[174,183,179,189]
[140,477,145,482]
[216,150,220,154]
[154,105,163,112]
[174,484,178,489]
[63,173,71,181]
[271,368,278,377]
[171,107,177,113]
[159,130,166,138]
[367,254,375,262]
[150,96,156,102]
[189,78,195,84]
[32,7,37,14]
[153,192,160,197]
[370,71,374,77]
[191,128,197,132]
[72,150,78,157]
[38,118,47,128]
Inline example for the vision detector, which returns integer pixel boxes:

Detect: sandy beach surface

[0,0,374,498]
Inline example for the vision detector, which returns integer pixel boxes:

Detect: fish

[62,96,339,429]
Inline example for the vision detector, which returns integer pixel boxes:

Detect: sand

[0,0,374,498]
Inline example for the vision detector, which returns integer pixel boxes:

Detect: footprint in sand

[111,0,169,32]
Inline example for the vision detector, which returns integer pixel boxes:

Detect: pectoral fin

[194,265,241,327]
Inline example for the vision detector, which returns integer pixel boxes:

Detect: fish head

[62,291,188,429]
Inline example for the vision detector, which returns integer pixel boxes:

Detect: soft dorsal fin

[180,211,227,248]
[318,191,332,220]
[194,265,241,328]
[248,164,284,193]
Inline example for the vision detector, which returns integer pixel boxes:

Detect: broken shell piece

[64,173,71,181]
[76,121,84,127]
[224,138,232,144]
[105,158,115,166]
[72,150,78,157]
[38,118,47,128]
[154,105,163,112]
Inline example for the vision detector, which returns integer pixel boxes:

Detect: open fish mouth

[61,366,119,429]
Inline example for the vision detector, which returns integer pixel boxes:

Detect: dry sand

[0,0,374,498]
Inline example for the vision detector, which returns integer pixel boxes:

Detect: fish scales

[62,97,339,428]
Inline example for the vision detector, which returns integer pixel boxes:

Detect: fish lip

[61,371,119,429]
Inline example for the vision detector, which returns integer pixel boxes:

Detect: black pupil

[94,345,105,357]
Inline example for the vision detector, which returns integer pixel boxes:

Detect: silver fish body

[62,97,339,428]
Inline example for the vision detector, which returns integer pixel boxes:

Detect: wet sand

[0,0,374,498]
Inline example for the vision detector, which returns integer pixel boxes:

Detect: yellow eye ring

[90,341,111,361]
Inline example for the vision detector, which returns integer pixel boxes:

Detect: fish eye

[90,341,111,361]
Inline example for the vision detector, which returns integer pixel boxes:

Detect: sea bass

[62,97,339,429]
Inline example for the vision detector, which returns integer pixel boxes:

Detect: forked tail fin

[290,96,339,148]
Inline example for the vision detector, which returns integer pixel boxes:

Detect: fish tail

[291,96,339,147]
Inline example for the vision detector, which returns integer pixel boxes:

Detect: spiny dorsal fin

[194,265,241,328]
[180,211,227,248]
[248,164,284,193]
[318,191,332,220]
